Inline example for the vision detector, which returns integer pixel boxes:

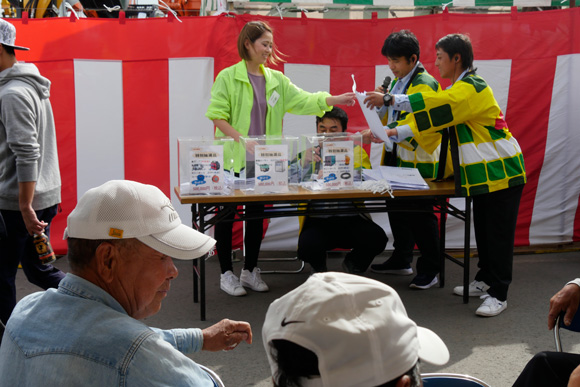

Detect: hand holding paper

[351,74,392,147]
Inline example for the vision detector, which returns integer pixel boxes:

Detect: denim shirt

[0,273,216,386]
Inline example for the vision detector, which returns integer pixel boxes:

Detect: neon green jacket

[206,60,332,172]
[381,67,446,179]
[393,72,526,196]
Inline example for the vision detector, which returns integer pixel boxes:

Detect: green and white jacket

[392,72,526,196]
[381,65,444,179]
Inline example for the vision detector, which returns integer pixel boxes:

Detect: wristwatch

[383,93,393,106]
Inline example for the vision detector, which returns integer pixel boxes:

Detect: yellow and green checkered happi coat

[393,73,526,196]
[381,70,443,179]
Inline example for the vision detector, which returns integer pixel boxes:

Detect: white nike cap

[262,272,449,386]
[64,180,215,260]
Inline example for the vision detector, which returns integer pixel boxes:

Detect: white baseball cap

[64,180,215,260]
[0,18,29,51]
[262,272,450,387]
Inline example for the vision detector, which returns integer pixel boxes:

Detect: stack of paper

[363,166,429,190]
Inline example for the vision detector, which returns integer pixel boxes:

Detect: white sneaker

[220,271,247,296]
[453,280,490,297]
[240,268,269,292]
[476,295,507,317]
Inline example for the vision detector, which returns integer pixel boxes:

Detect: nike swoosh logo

[281,318,305,327]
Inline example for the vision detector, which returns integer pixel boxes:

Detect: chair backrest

[422,373,491,387]
[198,364,225,387]
[554,310,580,352]
[0,319,5,346]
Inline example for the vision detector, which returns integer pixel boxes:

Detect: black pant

[386,198,440,276]
[512,351,580,387]
[297,215,388,272]
[472,184,524,301]
[215,204,265,274]
[0,205,65,324]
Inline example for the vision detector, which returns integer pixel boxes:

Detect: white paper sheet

[362,166,429,190]
[351,75,392,148]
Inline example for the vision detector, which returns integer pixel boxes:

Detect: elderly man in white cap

[0,180,252,386]
[263,272,449,387]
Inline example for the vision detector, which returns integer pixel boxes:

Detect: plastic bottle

[33,233,56,265]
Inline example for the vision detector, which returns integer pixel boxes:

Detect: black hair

[381,30,420,63]
[271,339,422,387]
[380,363,422,387]
[1,44,15,56]
[66,238,136,272]
[315,106,348,132]
[271,339,320,387]
[435,34,474,72]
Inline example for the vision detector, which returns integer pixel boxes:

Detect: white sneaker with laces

[476,295,507,317]
[220,271,247,296]
[453,280,490,297]
[240,268,269,292]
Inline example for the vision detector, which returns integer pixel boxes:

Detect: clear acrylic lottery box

[178,137,235,195]
[239,135,299,194]
[299,132,363,190]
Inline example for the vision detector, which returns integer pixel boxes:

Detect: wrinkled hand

[548,283,580,330]
[21,206,47,236]
[202,319,252,351]
[364,91,385,109]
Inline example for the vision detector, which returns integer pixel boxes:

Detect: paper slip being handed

[351,74,392,148]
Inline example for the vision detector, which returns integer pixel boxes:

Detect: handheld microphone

[382,76,392,92]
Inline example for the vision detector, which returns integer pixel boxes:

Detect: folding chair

[554,309,580,352]
[198,364,225,387]
[422,373,491,387]
[0,320,5,346]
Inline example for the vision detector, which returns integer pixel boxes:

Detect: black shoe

[409,273,439,290]
[342,260,365,274]
[370,258,413,275]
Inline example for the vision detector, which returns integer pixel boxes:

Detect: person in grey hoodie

[0,18,64,325]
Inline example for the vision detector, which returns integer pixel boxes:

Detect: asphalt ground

[12,249,580,387]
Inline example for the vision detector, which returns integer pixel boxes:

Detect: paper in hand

[351,75,392,147]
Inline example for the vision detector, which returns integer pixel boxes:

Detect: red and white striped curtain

[10,8,579,253]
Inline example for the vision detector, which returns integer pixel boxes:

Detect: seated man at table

[0,180,252,386]
[297,107,388,273]
[262,272,450,387]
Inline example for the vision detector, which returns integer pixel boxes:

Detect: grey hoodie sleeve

[2,90,41,182]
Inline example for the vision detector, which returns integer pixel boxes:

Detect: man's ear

[396,375,412,387]
[410,54,417,65]
[94,242,118,283]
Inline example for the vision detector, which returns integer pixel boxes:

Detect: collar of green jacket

[234,60,280,93]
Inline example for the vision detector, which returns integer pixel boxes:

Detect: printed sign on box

[185,145,225,195]
[254,144,289,194]
[322,141,354,189]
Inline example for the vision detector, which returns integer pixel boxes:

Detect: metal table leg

[439,198,447,288]
[463,197,472,304]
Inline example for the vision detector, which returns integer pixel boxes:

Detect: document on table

[363,166,429,190]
